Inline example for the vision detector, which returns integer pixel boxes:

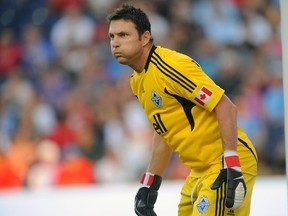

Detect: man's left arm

[211,94,247,210]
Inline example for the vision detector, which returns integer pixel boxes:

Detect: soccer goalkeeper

[107,3,258,216]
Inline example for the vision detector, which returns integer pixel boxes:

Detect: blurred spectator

[75,50,107,98]
[95,74,152,182]
[121,99,153,180]
[0,67,35,111]
[262,75,284,171]
[50,0,86,12]
[165,20,196,55]
[165,153,190,180]
[54,145,95,185]
[37,66,70,109]
[31,96,57,137]
[192,37,219,80]
[214,47,244,97]
[0,29,22,82]
[0,67,35,151]
[241,5,272,47]
[76,121,104,162]
[87,0,117,19]
[133,1,170,45]
[20,24,56,83]
[94,147,124,183]
[191,0,245,46]
[105,56,131,83]
[47,109,77,150]
[235,76,266,153]
[0,131,36,189]
[26,139,60,189]
[50,3,95,56]
[169,0,193,23]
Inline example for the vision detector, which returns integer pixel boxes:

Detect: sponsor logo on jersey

[152,113,167,135]
[197,196,210,214]
[151,90,162,108]
[194,86,213,106]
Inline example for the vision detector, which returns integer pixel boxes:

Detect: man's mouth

[113,52,122,57]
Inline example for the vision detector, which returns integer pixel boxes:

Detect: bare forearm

[147,132,172,175]
[214,95,238,151]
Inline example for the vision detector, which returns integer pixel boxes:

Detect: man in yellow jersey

[107,3,257,216]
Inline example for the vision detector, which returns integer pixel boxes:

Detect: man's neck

[131,43,154,73]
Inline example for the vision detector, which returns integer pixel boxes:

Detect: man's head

[107,4,153,71]
[107,3,153,42]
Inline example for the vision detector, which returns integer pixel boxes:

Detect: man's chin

[116,57,128,65]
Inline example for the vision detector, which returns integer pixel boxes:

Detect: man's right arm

[147,131,172,175]
[134,132,172,216]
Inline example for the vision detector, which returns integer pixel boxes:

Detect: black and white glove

[211,150,247,210]
[134,172,162,216]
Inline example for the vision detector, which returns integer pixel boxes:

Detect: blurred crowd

[0,0,284,190]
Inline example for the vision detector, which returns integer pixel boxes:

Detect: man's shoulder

[155,46,178,56]
[155,46,192,63]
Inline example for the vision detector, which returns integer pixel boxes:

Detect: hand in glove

[135,173,162,216]
[211,150,247,210]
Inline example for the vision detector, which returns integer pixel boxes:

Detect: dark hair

[107,3,153,42]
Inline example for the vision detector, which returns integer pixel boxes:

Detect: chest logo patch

[151,90,162,108]
[196,196,210,214]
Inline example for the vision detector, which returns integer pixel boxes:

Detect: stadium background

[0,0,286,215]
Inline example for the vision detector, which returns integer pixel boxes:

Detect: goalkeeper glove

[134,172,162,216]
[211,150,247,210]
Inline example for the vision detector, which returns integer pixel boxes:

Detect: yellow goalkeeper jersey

[130,46,257,175]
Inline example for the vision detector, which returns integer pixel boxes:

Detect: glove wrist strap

[224,150,242,172]
[140,172,162,190]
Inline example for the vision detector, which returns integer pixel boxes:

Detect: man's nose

[111,37,119,48]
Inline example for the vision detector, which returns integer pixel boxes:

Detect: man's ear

[142,31,152,46]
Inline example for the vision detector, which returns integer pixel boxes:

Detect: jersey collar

[144,45,157,72]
